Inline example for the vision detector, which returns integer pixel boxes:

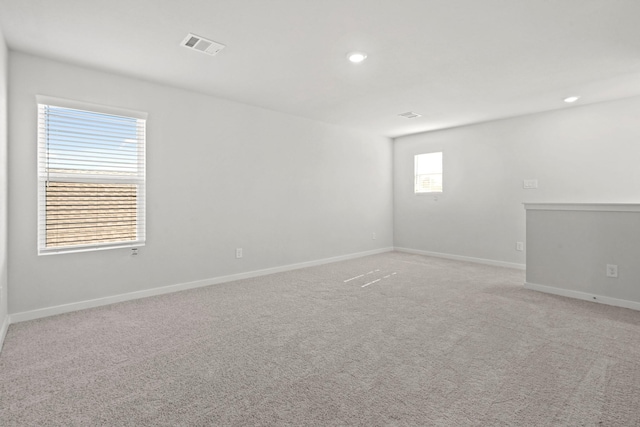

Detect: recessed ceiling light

[564,96,580,103]
[347,52,367,63]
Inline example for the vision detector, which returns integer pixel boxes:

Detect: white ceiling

[1,0,640,138]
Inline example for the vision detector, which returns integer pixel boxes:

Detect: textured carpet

[1,251,640,426]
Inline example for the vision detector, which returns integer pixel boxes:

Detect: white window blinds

[37,101,146,255]
[414,152,443,193]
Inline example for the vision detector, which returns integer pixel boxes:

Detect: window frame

[414,151,443,194]
[36,95,147,255]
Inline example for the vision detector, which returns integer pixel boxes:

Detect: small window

[37,99,146,255]
[414,152,443,193]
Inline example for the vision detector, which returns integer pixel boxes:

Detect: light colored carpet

[1,251,640,426]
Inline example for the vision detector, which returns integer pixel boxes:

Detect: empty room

[1,1,640,425]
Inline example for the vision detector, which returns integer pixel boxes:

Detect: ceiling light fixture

[563,96,580,103]
[347,52,367,63]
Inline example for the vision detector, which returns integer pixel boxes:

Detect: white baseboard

[9,247,394,324]
[0,315,9,353]
[524,282,640,312]
[394,247,526,270]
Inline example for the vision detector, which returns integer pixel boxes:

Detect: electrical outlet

[236,248,243,259]
[372,232,377,240]
[606,264,618,278]
[516,242,524,251]
[523,179,538,189]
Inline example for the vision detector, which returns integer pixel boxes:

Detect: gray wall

[526,205,640,306]
[393,96,640,266]
[0,25,8,338]
[8,52,393,314]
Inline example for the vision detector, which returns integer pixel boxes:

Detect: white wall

[0,25,8,344]
[8,52,393,315]
[394,96,640,266]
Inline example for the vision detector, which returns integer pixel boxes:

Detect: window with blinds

[414,152,443,193]
[37,100,146,255]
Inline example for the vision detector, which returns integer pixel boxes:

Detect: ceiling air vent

[180,33,225,56]
[398,111,422,119]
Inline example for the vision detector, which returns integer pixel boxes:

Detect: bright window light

[37,101,147,255]
[415,152,443,193]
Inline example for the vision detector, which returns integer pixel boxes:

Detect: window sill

[38,241,145,256]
